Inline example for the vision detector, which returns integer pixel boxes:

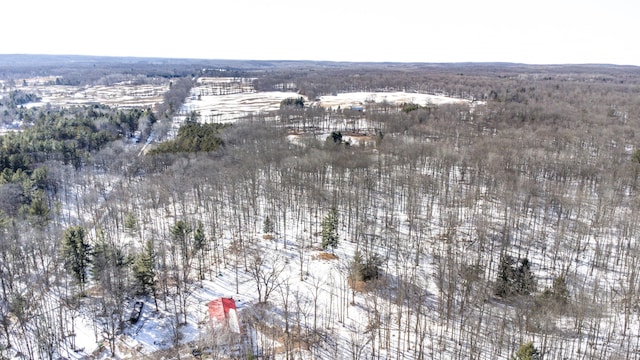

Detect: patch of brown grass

[348,279,368,292]
[313,252,339,261]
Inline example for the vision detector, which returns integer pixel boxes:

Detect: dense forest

[1,56,640,359]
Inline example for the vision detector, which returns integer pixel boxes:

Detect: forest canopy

[2,57,640,359]
[149,122,228,154]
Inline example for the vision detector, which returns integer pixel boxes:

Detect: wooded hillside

[1,57,640,359]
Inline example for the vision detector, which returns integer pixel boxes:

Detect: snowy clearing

[1,77,168,109]
[316,91,475,108]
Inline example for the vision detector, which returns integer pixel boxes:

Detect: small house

[207,298,241,334]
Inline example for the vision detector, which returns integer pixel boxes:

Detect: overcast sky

[3,0,639,66]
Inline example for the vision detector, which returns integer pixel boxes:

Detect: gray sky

[3,0,639,65]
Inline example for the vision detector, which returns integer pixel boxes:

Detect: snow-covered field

[316,91,474,108]
[181,91,302,123]
[2,75,472,131]
[180,77,475,124]
[1,76,168,109]
[170,77,474,140]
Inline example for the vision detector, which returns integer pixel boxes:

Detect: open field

[1,76,168,109]
[180,77,476,123]
[316,91,475,108]
[172,77,474,138]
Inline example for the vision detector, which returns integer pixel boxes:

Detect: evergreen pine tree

[513,341,540,360]
[91,230,110,283]
[263,215,274,234]
[193,221,207,281]
[515,258,536,294]
[321,207,339,251]
[171,220,193,264]
[496,255,516,297]
[193,221,206,253]
[496,255,536,297]
[132,240,156,296]
[351,250,383,283]
[551,274,569,304]
[61,226,91,291]
[124,213,138,233]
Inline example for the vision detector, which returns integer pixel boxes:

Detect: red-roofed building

[207,298,241,335]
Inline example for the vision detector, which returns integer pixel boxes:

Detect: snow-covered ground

[0,77,168,109]
[316,91,474,109]
[180,78,475,124]
[181,91,302,123]
[5,74,632,360]
[170,77,474,141]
